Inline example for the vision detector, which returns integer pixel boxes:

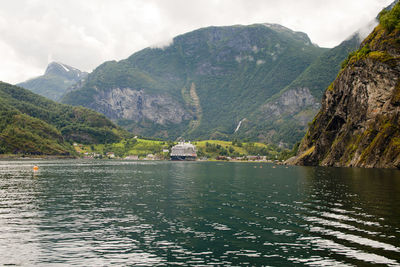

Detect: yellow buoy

[33,165,39,171]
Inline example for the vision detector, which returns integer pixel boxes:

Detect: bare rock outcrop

[88,88,192,125]
[260,87,320,123]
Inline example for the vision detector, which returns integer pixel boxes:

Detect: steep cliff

[289,3,400,168]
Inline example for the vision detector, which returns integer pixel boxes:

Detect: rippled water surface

[1,160,400,266]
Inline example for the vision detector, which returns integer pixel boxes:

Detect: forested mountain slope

[0,82,126,155]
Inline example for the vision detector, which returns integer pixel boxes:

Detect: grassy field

[74,138,286,160]
[74,138,169,158]
[193,140,280,159]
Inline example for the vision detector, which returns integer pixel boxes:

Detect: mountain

[0,81,126,155]
[18,62,88,101]
[287,2,400,168]
[61,24,328,142]
[235,32,362,145]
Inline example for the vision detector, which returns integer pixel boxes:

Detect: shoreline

[0,154,78,160]
[0,155,277,163]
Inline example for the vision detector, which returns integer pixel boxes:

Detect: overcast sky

[0,0,393,84]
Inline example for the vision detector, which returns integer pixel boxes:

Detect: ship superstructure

[170,142,197,161]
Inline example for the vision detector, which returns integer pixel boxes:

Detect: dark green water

[1,160,400,266]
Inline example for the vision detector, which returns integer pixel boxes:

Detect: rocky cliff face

[288,10,400,168]
[260,88,319,120]
[89,88,192,125]
[236,87,320,146]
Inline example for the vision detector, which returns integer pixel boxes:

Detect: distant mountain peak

[17,61,88,101]
[45,62,82,76]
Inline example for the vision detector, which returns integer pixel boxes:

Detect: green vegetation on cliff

[379,2,400,32]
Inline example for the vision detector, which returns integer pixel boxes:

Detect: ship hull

[170,156,196,161]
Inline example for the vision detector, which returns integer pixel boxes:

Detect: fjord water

[1,160,399,266]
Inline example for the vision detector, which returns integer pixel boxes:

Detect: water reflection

[0,161,42,265]
[0,160,399,266]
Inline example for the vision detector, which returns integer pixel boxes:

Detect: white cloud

[0,0,394,84]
